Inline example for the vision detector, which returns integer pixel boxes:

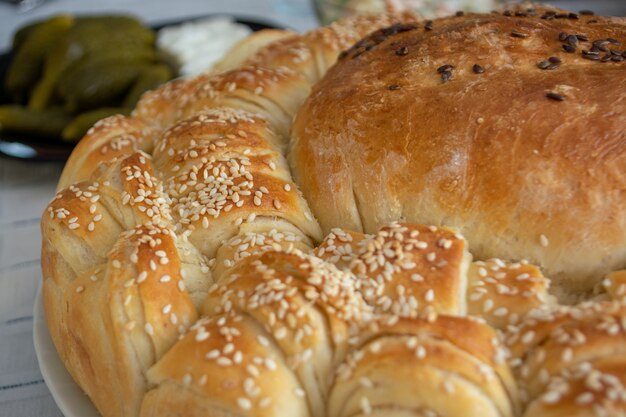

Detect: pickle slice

[123,64,173,107]
[0,105,72,138]
[5,15,74,103]
[61,107,130,142]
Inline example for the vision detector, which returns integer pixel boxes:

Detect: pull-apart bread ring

[41,5,626,417]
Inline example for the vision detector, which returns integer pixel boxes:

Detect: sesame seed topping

[237,397,252,410]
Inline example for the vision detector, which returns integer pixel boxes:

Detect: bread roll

[244,13,418,85]
[329,315,519,417]
[151,107,321,260]
[43,224,198,417]
[213,29,295,72]
[57,115,152,190]
[140,313,310,417]
[290,7,626,299]
[506,301,626,415]
[142,249,370,417]
[467,258,556,330]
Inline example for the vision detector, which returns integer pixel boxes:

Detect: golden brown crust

[350,223,470,317]
[213,29,295,72]
[42,224,198,417]
[199,250,370,417]
[602,270,626,302]
[41,6,626,417]
[244,13,418,85]
[467,258,556,330]
[58,115,152,190]
[522,358,626,417]
[506,301,626,412]
[141,314,310,417]
[330,315,518,417]
[291,8,626,297]
[152,107,321,259]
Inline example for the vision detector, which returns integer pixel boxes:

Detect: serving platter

[0,15,284,162]
[33,284,100,417]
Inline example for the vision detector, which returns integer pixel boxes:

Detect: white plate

[33,284,100,417]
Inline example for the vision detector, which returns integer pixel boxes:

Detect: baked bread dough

[41,5,626,417]
[290,8,626,299]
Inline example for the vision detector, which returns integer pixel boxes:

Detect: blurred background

[312,0,626,25]
[0,0,624,50]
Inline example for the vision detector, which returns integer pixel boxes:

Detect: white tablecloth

[0,2,316,416]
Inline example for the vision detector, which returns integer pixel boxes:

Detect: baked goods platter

[36,3,625,417]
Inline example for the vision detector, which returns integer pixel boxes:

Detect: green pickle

[0,105,71,138]
[6,15,74,103]
[58,60,149,111]
[4,14,174,144]
[62,107,130,142]
[29,18,157,110]
[123,64,173,107]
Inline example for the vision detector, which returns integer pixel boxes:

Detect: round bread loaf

[290,10,626,299]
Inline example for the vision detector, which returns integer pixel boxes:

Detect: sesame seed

[237,397,252,410]
[75,286,84,294]
[411,273,424,282]
[360,396,372,414]
[576,392,594,405]
[217,357,233,366]
[206,349,220,359]
[542,390,561,404]
[144,323,154,336]
[137,271,148,283]
[521,330,535,345]
[264,358,277,370]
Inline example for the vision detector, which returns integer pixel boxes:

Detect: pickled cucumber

[123,64,173,107]
[4,14,174,144]
[0,105,72,138]
[28,15,155,107]
[5,15,74,103]
[58,60,148,111]
[61,107,130,142]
